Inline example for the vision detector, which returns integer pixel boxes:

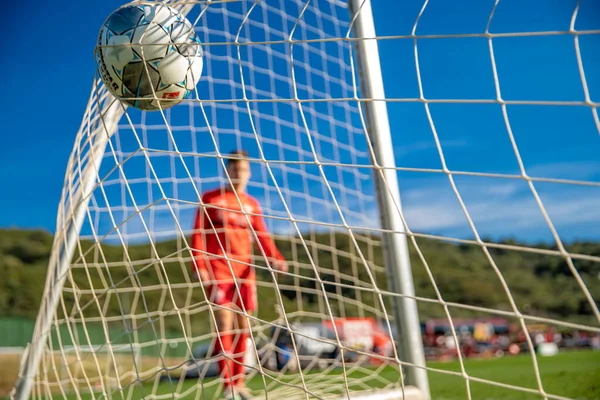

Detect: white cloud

[398,179,600,241]
[482,182,520,197]
[400,202,467,232]
[526,161,600,182]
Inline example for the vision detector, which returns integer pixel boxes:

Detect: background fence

[0,318,190,358]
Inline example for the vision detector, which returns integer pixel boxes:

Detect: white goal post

[12,0,600,400]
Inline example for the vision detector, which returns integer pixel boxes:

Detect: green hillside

[1,228,598,342]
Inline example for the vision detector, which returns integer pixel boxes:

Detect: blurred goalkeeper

[191,150,288,400]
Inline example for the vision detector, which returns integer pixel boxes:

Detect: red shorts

[205,278,257,312]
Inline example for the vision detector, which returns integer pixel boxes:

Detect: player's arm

[251,202,288,272]
[190,200,211,284]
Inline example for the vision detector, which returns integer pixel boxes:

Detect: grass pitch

[2,350,598,399]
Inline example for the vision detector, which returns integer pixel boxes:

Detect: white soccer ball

[96,3,203,111]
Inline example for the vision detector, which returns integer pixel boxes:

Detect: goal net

[55,344,142,393]
[13,0,600,399]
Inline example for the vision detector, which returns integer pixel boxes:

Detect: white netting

[14,1,600,400]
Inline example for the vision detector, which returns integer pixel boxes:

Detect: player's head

[226,149,251,192]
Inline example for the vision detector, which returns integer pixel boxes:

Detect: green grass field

[3,350,599,399]
[426,350,600,400]
[179,350,600,400]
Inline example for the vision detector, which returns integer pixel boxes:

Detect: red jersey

[191,188,284,282]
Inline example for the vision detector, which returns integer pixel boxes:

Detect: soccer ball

[96,3,203,111]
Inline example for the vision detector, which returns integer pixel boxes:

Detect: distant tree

[1,228,598,328]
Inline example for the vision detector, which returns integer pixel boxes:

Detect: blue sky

[0,0,599,245]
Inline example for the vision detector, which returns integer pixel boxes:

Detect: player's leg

[206,280,237,390]
[232,310,250,386]
[231,279,257,394]
[215,307,236,388]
